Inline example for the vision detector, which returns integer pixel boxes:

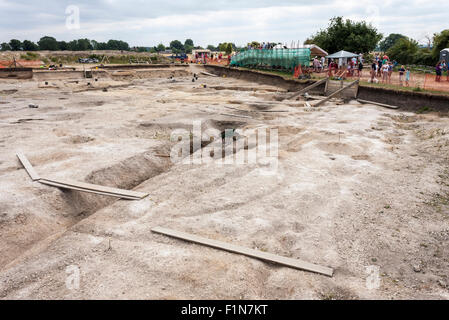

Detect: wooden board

[200,71,218,77]
[287,78,328,100]
[38,179,141,200]
[357,99,399,109]
[152,226,334,277]
[314,80,359,107]
[16,153,40,181]
[39,176,148,199]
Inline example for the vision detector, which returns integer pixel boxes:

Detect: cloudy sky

[0,0,446,47]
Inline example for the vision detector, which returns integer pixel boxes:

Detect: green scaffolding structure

[231,48,311,70]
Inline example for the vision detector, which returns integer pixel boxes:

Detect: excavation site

[0,64,449,300]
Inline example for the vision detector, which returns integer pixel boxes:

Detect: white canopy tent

[326,50,359,67]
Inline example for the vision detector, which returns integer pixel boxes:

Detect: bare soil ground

[0,66,448,299]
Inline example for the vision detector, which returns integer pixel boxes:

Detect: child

[405,67,410,87]
[398,65,405,86]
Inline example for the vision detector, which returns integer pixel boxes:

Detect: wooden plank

[357,99,399,109]
[287,78,328,100]
[200,71,218,77]
[313,80,359,107]
[16,153,40,181]
[38,179,140,200]
[151,226,334,277]
[39,176,148,199]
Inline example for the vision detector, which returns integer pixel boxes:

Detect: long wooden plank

[357,99,399,109]
[16,153,40,181]
[152,226,333,277]
[200,71,218,77]
[38,179,141,200]
[39,176,148,199]
[313,80,359,107]
[287,78,328,100]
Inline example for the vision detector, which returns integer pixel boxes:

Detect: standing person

[321,56,325,70]
[358,60,363,77]
[398,65,405,86]
[436,62,442,82]
[382,63,389,83]
[371,60,377,82]
[377,59,382,77]
[388,62,393,84]
[405,67,411,87]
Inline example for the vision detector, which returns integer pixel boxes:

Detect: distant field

[0,50,170,65]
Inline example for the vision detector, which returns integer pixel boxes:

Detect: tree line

[0,36,239,55]
[1,37,131,52]
[305,17,448,66]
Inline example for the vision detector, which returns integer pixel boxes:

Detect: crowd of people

[246,42,283,50]
[368,55,408,85]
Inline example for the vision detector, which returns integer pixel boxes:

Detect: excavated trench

[58,117,251,222]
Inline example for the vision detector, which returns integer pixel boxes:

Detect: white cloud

[0,0,447,46]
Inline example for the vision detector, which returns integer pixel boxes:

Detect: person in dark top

[436,62,442,82]
[398,65,406,86]
[371,61,377,82]
[358,61,364,77]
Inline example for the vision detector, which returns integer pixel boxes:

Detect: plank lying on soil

[200,71,218,77]
[151,226,334,277]
[38,178,142,200]
[357,99,400,109]
[220,113,253,119]
[16,153,40,181]
[39,177,148,200]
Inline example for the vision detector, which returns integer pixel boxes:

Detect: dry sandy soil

[0,65,448,299]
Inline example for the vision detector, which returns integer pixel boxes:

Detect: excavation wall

[204,65,449,112]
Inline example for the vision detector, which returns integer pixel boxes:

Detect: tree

[306,17,382,54]
[432,29,449,60]
[184,39,194,47]
[207,45,217,51]
[414,48,434,66]
[38,36,59,50]
[184,45,193,54]
[57,41,69,51]
[1,43,12,51]
[386,37,419,64]
[9,39,22,51]
[22,40,38,51]
[170,40,184,53]
[379,34,407,52]
[156,43,165,52]
[225,43,233,55]
[76,38,93,51]
[106,40,130,51]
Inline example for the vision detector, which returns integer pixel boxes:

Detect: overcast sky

[0,0,446,47]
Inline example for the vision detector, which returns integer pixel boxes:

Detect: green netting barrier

[230,48,311,70]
